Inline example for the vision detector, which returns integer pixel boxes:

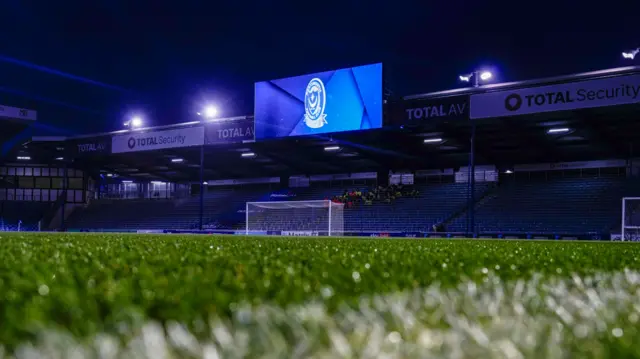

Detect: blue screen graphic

[254,63,382,139]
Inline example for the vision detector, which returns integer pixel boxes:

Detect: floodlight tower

[194,105,220,228]
[457,68,494,236]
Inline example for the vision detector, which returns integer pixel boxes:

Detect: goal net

[245,200,344,236]
[621,197,640,241]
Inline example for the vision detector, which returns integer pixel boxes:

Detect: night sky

[1,0,638,135]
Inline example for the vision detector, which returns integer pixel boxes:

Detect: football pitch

[1,233,639,358]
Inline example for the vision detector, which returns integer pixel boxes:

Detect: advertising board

[68,136,112,157]
[471,74,640,119]
[112,126,205,154]
[205,117,254,144]
[390,95,469,125]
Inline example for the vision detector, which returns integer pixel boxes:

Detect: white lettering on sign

[406,103,467,120]
[112,126,205,153]
[217,126,254,139]
[471,74,640,119]
[77,143,106,153]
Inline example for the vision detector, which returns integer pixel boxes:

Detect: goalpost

[621,197,640,241]
[245,200,344,236]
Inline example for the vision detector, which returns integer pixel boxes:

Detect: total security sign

[470,73,640,119]
[112,126,205,154]
[254,63,383,139]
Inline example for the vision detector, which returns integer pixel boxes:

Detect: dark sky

[1,0,638,135]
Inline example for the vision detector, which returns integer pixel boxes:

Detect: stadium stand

[64,181,495,233]
[62,172,636,237]
[446,174,627,235]
[340,183,493,232]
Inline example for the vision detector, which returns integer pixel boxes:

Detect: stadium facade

[2,65,640,240]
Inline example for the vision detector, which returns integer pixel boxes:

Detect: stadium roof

[5,65,640,181]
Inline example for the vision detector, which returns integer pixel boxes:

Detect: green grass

[1,232,640,358]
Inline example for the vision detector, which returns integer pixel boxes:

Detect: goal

[621,197,640,241]
[245,200,344,236]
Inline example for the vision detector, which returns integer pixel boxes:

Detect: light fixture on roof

[171,158,184,163]
[150,181,165,185]
[324,146,341,151]
[423,138,443,143]
[504,169,514,174]
[202,181,208,185]
[459,70,493,87]
[198,105,219,119]
[106,173,114,177]
[622,48,639,60]
[122,180,133,183]
[55,157,64,161]
[124,116,143,129]
[17,156,31,160]
[547,127,570,134]
[241,152,256,158]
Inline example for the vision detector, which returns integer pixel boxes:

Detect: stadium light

[17,156,30,160]
[423,138,443,144]
[547,127,570,134]
[459,70,493,87]
[198,105,218,119]
[622,48,639,60]
[131,117,143,127]
[241,152,256,158]
[124,116,143,129]
[324,146,341,151]
[171,158,184,163]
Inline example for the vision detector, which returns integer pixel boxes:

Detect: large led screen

[254,63,382,139]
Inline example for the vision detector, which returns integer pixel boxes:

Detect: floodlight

[205,106,218,118]
[198,105,219,119]
[324,146,341,151]
[480,71,493,80]
[622,48,639,60]
[125,116,144,128]
[423,138,442,143]
[458,70,494,87]
[241,152,256,157]
[17,156,30,160]
[547,127,570,134]
[171,158,184,163]
[131,117,143,128]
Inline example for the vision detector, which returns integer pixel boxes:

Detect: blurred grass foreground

[0,232,639,358]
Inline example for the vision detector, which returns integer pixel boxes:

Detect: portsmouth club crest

[304,78,327,129]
